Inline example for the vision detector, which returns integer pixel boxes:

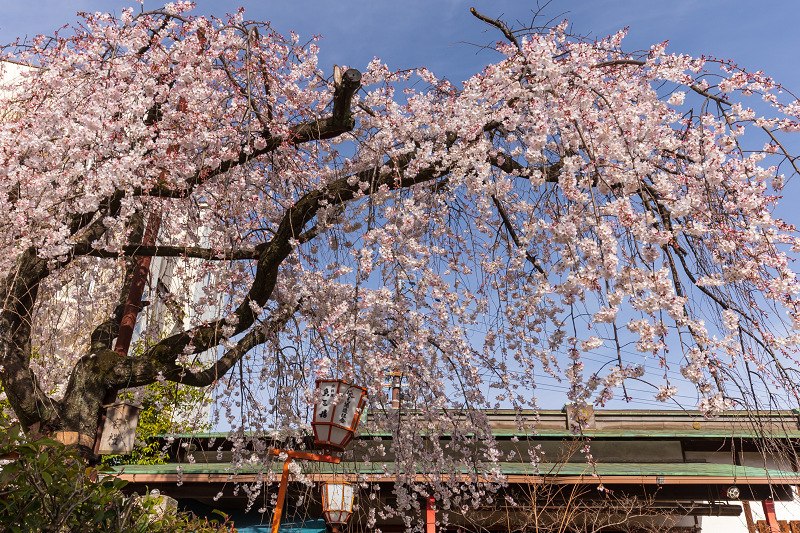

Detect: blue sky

[2,1,799,92]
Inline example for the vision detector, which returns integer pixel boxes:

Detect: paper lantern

[321,481,355,525]
[312,380,367,451]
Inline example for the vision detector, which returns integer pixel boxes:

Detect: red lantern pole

[267,380,365,533]
[269,449,340,533]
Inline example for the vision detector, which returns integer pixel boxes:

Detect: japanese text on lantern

[319,385,332,420]
[339,389,353,424]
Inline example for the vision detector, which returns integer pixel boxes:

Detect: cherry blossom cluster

[2,6,800,526]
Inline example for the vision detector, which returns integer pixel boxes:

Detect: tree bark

[0,67,364,456]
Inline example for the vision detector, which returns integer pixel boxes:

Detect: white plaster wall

[701,492,800,533]
[0,60,33,102]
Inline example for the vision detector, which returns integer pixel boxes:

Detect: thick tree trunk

[51,357,110,459]
[0,67,365,462]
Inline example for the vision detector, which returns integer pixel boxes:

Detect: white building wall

[132,214,225,428]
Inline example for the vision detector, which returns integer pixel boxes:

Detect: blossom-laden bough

[2,2,800,524]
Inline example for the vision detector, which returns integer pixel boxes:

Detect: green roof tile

[111,461,796,480]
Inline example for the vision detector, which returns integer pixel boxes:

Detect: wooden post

[763,499,780,533]
[743,501,757,533]
[426,496,435,533]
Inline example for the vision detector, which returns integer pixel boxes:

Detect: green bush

[106,379,211,466]
[0,424,236,532]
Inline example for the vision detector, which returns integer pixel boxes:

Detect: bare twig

[470,7,522,52]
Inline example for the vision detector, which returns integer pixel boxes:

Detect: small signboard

[97,401,141,455]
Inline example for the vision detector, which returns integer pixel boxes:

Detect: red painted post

[113,210,162,356]
[271,458,292,533]
[93,209,162,456]
[763,499,780,533]
[268,449,340,533]
[426,496,435,533]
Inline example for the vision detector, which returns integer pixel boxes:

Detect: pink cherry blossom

[2,6,800,524]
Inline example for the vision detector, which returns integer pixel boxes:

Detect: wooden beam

[110,472,800,485]
[743,501,757,533]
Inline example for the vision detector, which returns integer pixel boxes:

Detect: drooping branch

[160,302,302,387]
[491,194,545,274]
[130,127,566,386]
[591,57,734,107]
[79,244,263,261]
[487,150,561,182]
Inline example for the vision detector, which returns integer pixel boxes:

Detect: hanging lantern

[321,481,355,525]
[312,379,367,451]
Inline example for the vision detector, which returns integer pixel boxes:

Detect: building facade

[112,408,800,532]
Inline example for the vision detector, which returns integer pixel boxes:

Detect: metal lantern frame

[321,481,355,525]
[312,379,367,451]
